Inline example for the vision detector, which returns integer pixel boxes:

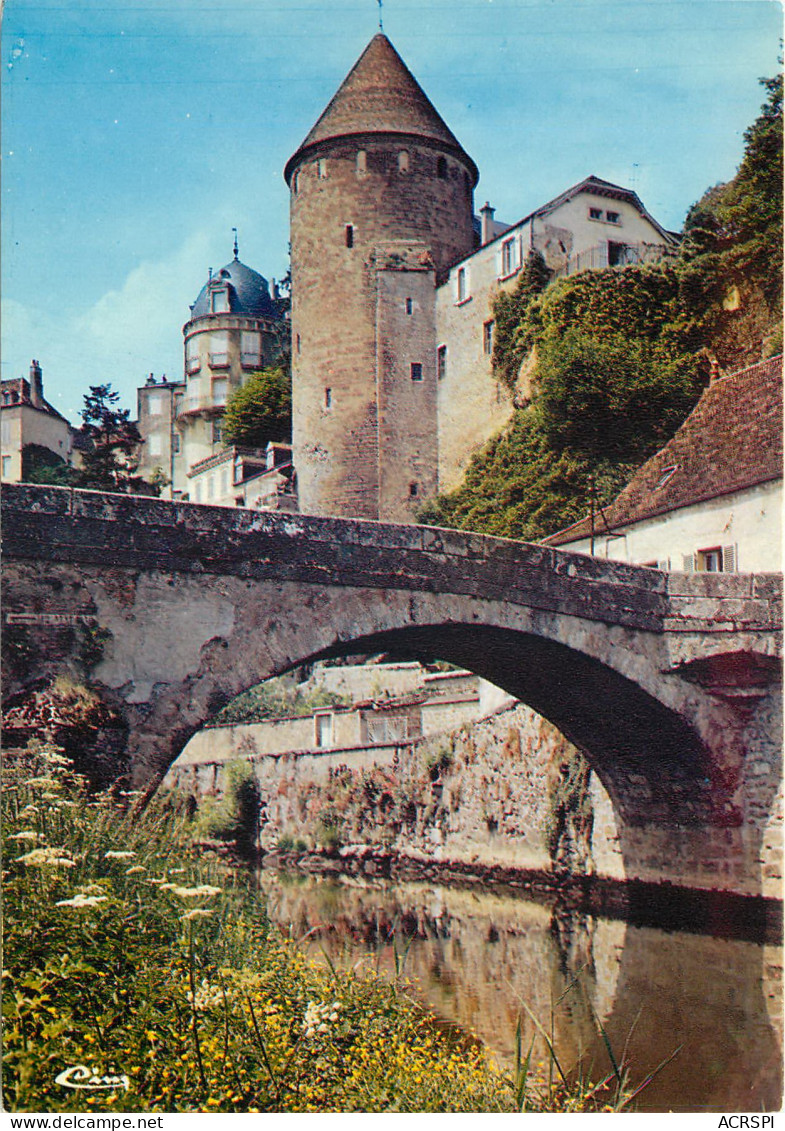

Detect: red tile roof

[545,355,783,546]
[285,34,477,184]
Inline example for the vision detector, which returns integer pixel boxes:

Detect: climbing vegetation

[420,75,781,541]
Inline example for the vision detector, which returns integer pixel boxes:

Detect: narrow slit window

[345,224,354,248]
[398,150,409,173]
[437,156,448,179]
[405,297,413,315]
[325,387,332,408]
[437,345,447,380]
[410,363,423,382]
[409,482,419,498]
[356,150,367,176]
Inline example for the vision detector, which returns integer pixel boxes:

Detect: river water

[256,868,783,1112]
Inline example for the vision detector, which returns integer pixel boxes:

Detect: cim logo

[54,1065,130,1091]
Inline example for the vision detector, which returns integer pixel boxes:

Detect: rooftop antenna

[232,228,239,259]
[377,0,383,32]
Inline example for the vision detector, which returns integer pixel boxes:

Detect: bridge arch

[1,485,781,899]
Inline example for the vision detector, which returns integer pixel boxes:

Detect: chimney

[29,360,43,408]
[480,201,496,246]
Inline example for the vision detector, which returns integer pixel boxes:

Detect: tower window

[437,156,447,179]
[296,333,301,354]
[345,224,354,248]
[292,170,299,194]
[409,482,419,498]
[437,345,447,380]
[410,363,423,382]
[325,387,332,408]
[398,150,409,173]
[405,297,413,315]
[210,288,230,314]
[173,434,181,454]
[356,149,367,176]
[212,420,223,443]
[317,158,327,178]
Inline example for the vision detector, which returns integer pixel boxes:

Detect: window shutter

[682,553,696,572]
[722,545,737,573]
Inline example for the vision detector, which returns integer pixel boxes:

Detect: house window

[213,379,228,406]
[410,363,423,382]
[608,241,631,267]
[501,237,516,276]
[148,395,162,416]
[356,149,367,176]
[606,210,620,224]
[589,207,603,220]
[437,156,447,179]
[436,345,447,380]
[221,468,230,495]
[212,420,223,443]
[1,455,10,478]
[456,267,468,302]
[483,320,494,355]
[405,297,413,315]
[325,387,332,408]
[194,480,202,503]
[241,331,261,369]
[398,150,409,173]
[698,547,723,572]
[148,435,162,457]
[315,712,333,748]
[345,224,354,248]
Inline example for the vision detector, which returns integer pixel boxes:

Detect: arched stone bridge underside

[2,484,782,898]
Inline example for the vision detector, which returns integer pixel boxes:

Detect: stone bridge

[2,483,782,900]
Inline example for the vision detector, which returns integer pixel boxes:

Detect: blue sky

[2,0,781,422]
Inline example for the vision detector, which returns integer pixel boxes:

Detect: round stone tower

[285,34,479,521]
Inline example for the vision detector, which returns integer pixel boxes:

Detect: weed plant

[3,742,639,1113]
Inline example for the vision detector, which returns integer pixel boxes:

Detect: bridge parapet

[3,484,780,637]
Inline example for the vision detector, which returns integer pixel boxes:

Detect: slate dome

[190,258,276,319]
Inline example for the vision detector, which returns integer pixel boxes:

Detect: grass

[3,740,643,1113]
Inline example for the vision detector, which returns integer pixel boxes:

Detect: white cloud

[2,229,217,423]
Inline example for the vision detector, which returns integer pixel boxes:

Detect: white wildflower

[302,1000,342,1038]
[104,850,135,859]
[170,884,222,898]
[7,830,41,842]
[187,978,228,1011]
[56,893,108,909]
[41,751,71,767]
[181,908,215,922]
[15,847,76,868]
[126,865,146,875]
[19,805,39,817]
[26,777,59,787]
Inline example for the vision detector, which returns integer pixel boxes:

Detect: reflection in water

[256,869,783,1113]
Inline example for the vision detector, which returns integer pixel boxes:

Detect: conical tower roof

[285,34,477,183]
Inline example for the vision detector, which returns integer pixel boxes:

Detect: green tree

[533,329,702,464]
[75,384,151,494]
[21,444,74,486]
[221,364,292,449]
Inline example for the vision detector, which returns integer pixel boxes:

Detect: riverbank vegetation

[3,741,641,1113]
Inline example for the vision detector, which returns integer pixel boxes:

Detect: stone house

[544,355,783,572]
[0,361,77,482]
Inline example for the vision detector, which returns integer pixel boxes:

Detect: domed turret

[288,34,478,522]
[175,240,288,498]
[190,258,276,320]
